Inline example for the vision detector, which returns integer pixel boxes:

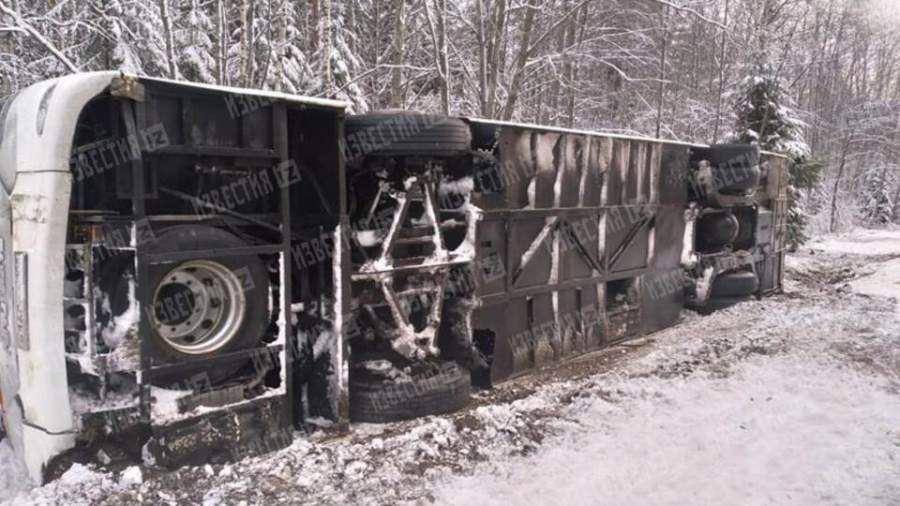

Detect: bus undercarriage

[0,73,789,483]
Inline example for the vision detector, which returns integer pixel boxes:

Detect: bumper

[1,73,120,482]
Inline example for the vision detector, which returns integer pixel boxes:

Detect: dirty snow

[99,285,139,349]
[809,227,900,256]
[148,386,193,422]
[2,229,900,505]
[0,440,30,498]
[68,382,137,417]
[851,257,900,312]
[353,230,383,248]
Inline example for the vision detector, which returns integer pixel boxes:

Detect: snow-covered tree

[325,0,366,111]
[177,0,216,83]
[785,157,823,250]
[860,166,896,226]
[129,0,172,78]
[0,0,894,219]
[733,62,823,249]
[267,0,316,94]
[734,64,808,158]
[97,0,143,73]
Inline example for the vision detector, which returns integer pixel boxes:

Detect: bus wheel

[344,111,471,160]
[145,225,271,385]
[349,360,470,423]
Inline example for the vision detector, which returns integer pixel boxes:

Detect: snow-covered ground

[808,227,900,256]
[813,227,900,313]
[2,228,899,505]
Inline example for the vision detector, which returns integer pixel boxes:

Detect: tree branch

[0,1,80,73]
[643,0,728,30]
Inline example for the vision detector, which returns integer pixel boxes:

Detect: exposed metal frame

[115,88,296,430]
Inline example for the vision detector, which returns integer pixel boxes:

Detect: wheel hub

[152,260,246,355]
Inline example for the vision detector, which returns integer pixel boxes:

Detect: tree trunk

[436,0,450,114]
[159,0,178,78]
[310,0,321,51]
[549,0,569,125]
[712,0,730,143]
[322,0,333,96]
[389,0,406,108]
[274,1,287,91]
[485,0,507,118]
[474,0,488,115]
[217,0,227,85]
[239,0,253,87]
[424,0,450,114]
[564,3,588,128]
[829,134,852,233]
[501,0,539,121]
[654,5,669,138]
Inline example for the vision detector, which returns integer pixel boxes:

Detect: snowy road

[2,229,900,505]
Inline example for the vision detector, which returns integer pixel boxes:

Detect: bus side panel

[641,144,690,335]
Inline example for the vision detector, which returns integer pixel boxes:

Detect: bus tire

[349,361,471,423]
[144,225,271,385]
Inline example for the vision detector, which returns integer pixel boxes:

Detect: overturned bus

[0,72,789,482]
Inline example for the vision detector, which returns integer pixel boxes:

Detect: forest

[2,0,899,241]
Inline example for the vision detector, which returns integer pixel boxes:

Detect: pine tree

[177,0,216,83]
[861,166,895,226]
[785,158,823,249]
[98,0,143,73]
[132,0,172,78]
[735,64,807,156]
[326,0,366,111]
[266,0,316,93]
[734,62,821,249]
